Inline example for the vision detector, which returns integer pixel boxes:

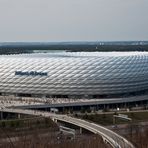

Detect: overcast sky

[0,0,148,42]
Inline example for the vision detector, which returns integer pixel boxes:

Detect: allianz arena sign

[15,71,48,77]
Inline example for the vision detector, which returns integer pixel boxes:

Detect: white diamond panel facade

[0,52,148,96]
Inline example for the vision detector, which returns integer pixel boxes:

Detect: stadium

[0,51,148,100]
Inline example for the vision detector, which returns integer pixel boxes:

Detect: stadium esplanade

[0,51,148,99]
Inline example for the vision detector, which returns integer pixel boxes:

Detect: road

[0,108,135,148]
[12,94,148,109]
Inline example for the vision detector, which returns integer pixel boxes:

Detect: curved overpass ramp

[52,115,134,148]
[0,108,135,148]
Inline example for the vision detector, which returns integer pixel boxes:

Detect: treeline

[0,48,32,55]
[68,45,148,52]
[0,117,108,148]
[0,43,148,54]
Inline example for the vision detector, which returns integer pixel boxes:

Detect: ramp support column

[0,112,3,120]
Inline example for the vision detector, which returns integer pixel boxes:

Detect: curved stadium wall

[0,52,148,98]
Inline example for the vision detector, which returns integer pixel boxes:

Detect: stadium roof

[1,51,148,59]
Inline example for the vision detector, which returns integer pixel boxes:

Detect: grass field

[77,111,148,125]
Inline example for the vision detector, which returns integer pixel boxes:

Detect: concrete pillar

[103,104,105,109]
[52,118,57,123]
[113,116,115,125]
[18,113,21,119]
[0,112,3,120]
[80,127,82,134]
